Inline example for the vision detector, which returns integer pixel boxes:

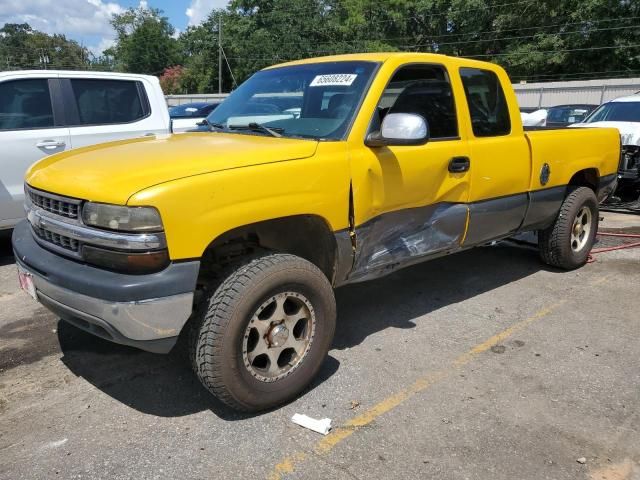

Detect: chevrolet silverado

[13,53,620,411]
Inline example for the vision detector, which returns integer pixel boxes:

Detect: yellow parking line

[267,300,567,480]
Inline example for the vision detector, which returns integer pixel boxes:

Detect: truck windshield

[206,61,378,140]
[584,102,640,123]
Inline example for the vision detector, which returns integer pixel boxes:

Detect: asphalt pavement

[1,214,639,480]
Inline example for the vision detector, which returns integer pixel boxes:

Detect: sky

[0,0,230,56]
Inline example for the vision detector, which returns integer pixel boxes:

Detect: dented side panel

[346,202,469,283]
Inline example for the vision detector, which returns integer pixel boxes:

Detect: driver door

[348,63,471,281]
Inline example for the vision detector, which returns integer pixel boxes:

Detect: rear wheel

[539,186,598,269]
[190,253,336,412]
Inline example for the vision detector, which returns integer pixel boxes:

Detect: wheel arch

[198,214,339,283]
[568,168,599,193]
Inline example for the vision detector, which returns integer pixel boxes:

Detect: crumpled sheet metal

[349,202,468,282]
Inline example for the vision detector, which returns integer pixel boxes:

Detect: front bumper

[12,221,199,353]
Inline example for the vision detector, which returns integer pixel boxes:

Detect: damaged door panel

[344,62,472,283]
[348,202,469,282]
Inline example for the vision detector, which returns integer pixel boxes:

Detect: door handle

[36,140,66,150]
[448,156,470,173]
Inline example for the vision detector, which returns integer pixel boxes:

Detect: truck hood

[570,121,640,146]
[26,132,319,205]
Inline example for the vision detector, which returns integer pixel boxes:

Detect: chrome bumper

[18,259,194,353]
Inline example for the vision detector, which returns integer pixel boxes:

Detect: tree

[107,5,180,75]
[178,0,639,91]
[159,65,187,94]
[177,19,221,93]
[0,23,91,71]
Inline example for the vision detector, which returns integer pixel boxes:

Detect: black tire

[538,186,599,269]
[190,253,336,412]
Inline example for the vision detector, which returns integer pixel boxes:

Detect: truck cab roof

[267,52,503,72]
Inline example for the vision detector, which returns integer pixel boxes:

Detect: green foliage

[177,18,221,93]
[0,23,91,70]
[1,0,639,87]
[178,0,640,91]
[159,65,187,94]
[107,5,180,74]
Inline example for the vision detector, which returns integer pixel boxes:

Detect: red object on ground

[587,232,640,263]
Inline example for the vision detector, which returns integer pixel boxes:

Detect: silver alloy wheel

[570,206,592,252]
[242,292,316,382]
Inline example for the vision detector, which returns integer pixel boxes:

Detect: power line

[403,15,640,41]
[4,23,638,63]
[262,14,640,48]
[2,11,637,58]
[466,43,640,59]
[220,45,237,87]
[3,39,639,71]
[402,24,638,49]
[511,69,640,81]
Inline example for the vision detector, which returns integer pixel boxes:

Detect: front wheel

[538,186,599,269]
[190,253,336,412]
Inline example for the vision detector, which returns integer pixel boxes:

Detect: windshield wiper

[228,122,284,138]
[203,119,226,131]
[196,119,225,131]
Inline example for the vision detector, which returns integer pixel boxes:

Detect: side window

[69,79,147,126]
[0,79,54,130]
[374,64,458,139]
[459,68,511,137]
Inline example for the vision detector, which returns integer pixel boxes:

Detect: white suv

[571,94,640,200]
[0,70,170,230]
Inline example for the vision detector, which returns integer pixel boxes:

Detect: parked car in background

[0,70,170,230]
[191,94,303,132]
[545,104,597,127]
[571,95,640,201]
[521,108,547,127]
[169,101,222,133]
[520,104,598,128]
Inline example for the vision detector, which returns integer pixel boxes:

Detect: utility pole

[218,16,222,94]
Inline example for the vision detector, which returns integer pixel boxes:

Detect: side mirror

[365,113,429,147]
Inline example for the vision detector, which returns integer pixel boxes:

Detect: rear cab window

[68,79,149,126]
[459,68,511,137]
[0,79,54,130]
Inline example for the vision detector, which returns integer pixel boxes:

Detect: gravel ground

[0,212,639,480]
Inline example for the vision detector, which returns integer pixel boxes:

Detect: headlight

[82,203,163,232]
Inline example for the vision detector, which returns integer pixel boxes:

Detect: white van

[0,70,170,230]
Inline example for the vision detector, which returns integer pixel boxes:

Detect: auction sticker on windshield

[17,265,37,301]
[310,74,357,87]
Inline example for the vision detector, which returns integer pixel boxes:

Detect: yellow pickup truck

[13,53,620,411]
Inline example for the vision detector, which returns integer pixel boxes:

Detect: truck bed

[524,127,620,192]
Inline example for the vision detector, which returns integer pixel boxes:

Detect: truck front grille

[32,225,80,253]
[27,187,80,219]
